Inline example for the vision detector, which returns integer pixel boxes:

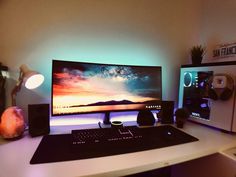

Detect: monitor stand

[103,112,111,125]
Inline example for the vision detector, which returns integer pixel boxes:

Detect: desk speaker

[28,104,50,137]
[161,101,174,124]
[137,109,155,126]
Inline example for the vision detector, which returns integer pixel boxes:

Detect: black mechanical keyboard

[71,126,142,145]
[70,125,198,158]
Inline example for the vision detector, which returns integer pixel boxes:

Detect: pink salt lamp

[0,106,25,139]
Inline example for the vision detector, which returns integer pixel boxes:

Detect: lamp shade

[20,64,44,89]
[11,64,45,106]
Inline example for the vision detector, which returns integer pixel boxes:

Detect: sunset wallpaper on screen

[52,60,161,115]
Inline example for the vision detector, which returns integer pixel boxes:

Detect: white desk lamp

[11,64,44,106]
[0,65,44,139]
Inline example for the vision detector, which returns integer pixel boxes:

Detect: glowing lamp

[0,107,25,139]
[0,65,44,139]
[11,64,44,106]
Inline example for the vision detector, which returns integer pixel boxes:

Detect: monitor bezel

[51,59,162,117]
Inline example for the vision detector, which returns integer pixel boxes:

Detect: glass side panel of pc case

[182,71,213,120]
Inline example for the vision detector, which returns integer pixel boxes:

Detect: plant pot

[175,115,188,128]
[191,56,203,65]
[176,119,185,128]
[175,108,189,128]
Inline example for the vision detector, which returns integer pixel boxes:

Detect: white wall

[200,0,236,62]
[0,0,202,120]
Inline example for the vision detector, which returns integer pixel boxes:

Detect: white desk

[0,122,236,177]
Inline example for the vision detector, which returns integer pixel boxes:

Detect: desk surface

[0,122,236,177]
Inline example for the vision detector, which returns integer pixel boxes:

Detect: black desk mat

[30,126,198,164]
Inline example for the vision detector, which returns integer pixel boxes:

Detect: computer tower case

[178,61,236,132]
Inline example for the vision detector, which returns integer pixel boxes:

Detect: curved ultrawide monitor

[51,60,162,116]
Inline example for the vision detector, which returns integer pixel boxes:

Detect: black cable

[98,121,102,128]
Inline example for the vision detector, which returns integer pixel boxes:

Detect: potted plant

[190,45,206,65]
[175,108,190,128]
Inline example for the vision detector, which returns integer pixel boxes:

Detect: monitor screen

[52,60,162,116]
